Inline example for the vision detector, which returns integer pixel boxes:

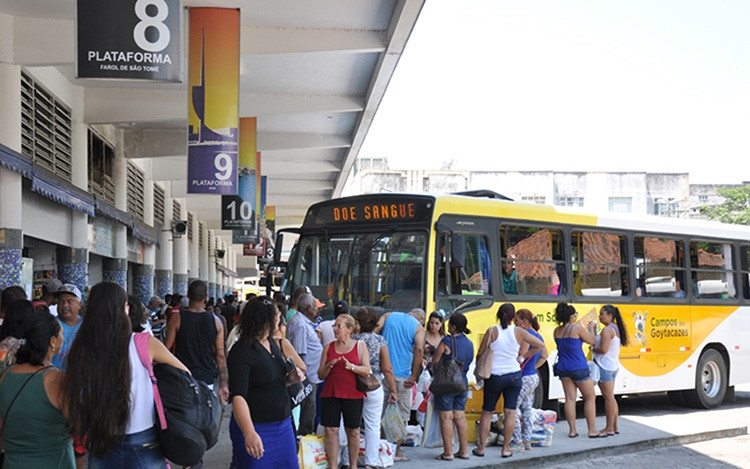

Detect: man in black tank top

[165,280,228,404]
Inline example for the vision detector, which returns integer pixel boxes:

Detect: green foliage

[699,185,750,225]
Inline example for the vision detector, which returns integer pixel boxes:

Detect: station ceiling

[0,0,424,263]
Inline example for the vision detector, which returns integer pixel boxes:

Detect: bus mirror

[273,233,285,265]
[451,234,466,269]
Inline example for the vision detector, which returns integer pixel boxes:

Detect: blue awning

[132,219,160,246]
[31,174,96,217]
[95,200,133,228]
[0,143,33,178]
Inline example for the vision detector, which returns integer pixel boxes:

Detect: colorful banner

[77,0,182,81]
[223,118,258,245]
[187,8,239,194]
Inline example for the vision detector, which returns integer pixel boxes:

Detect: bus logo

[633,311,649,346]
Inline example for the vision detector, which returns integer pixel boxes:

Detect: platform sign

[77,0,182,81]
[187,8,239,194]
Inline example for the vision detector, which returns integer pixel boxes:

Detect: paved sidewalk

[203,385,750,469]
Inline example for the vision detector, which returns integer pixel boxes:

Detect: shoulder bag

[430,336,466,396]
[274,338,313,407]
[474,327,496,381]
[134,332,221,467]
[355,340,381,392]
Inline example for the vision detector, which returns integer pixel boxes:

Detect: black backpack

[134,333,222,466]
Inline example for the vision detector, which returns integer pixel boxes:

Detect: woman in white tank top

[474,304,544,459]
[591,305,630,436]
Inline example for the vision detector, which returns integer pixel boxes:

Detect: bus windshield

[285,230,427,315]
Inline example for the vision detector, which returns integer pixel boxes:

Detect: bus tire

[684,349,727,409]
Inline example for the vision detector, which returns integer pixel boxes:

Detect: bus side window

[741,245,750,300]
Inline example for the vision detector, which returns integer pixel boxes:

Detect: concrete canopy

[0,0,424,268]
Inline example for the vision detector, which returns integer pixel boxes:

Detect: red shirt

[321,341,366,399]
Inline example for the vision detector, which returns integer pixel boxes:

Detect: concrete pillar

[188,212,199,284]
[59,86,89,293]
[132,263,154,306]
[0,64,23,287]
[199,222,209,284]
[155,195,173,298]
[104,139,128,289]
[172,201,188,296]
[207,230,217,299]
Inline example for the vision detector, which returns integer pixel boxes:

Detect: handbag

[355,341,381,392]
[134,333,221,467]
[429,336,466,396]
[275,339,313,407]
[588,359,601,383]
[474,327,496,381]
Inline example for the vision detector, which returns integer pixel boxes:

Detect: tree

[699,185,750,225]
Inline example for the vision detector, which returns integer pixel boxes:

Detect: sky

[359,0,750,184]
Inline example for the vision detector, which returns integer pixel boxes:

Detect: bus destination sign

[304,196,434,228]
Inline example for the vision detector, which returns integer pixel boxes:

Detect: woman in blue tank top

[553,303,603,438]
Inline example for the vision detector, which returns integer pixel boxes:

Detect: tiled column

[133,263,154,306]
[57,247,88,295]
[103,258,127,288]
[0,64,23,288]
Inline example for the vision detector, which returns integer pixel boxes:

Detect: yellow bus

[276,191,750,409]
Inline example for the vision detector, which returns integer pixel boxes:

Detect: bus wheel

[684,349,727,409]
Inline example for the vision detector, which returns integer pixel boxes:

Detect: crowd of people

[0,278,629,469]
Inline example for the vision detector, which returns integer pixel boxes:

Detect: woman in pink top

[318,314,371,469]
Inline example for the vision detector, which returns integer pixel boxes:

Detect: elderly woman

[318,314,371,469]
[352,307,398,469]
[554,302,600,438]
[0,309,73,468]
[474,303,544,459]
[227,296,301,468]
[430,313,474,461]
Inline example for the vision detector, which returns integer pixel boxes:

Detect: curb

[472,426,748,469]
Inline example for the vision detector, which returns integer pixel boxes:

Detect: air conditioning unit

[172,220,188,237]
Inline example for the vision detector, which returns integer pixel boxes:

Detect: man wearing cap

[34,277,63,316]
[147,296,167,341]
[286,293,324,435]
[52,283,83,370]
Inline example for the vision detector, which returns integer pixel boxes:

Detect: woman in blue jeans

[64,282,189,468]
[474,303,544,459]
[429,313,474,461]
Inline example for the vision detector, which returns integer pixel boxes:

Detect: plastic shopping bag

[421,395,458,450]
[299,434,328,469]
[382,402,408,442]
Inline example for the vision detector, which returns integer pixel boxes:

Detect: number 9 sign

[214,153,233,180]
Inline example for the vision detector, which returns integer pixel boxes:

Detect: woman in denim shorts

[592,305,630,436]
[553,303,601,438]
[474,304,544,458]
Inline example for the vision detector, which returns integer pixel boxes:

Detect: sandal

[589,431,608,438]
[454,452,470,460]
[471,448,485,457]
[436,454,454,461]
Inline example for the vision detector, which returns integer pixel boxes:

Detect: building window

[698,195,708,202]
[153,183,165,226]
[87,130,115,204]
[187,213,194,241]
[521,196,546,205]
[559,196,584,207]
[655,199,679,217]
[198,221,204,249]
[21,72,73,182]
[608,197,632,213]
[126,162,145,221]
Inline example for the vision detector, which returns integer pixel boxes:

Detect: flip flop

[569,433,579,438]
[454,452,470,460]
[394,455,410,462]
[435,454,454,461]
[501,451,513,458]
[471,448,485,457]
[589,432,608,438]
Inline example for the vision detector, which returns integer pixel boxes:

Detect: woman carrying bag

[429,313,474,461]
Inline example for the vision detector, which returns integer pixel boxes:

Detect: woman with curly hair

[228,296,302,468]
[63,282,188,468]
